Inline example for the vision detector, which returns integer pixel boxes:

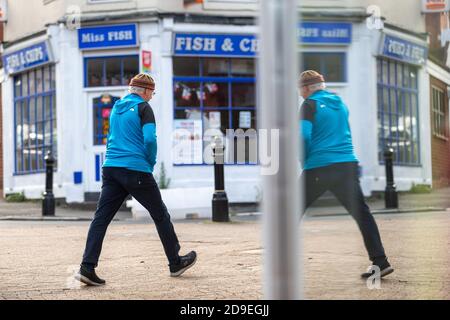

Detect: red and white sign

[142,50,152,73]
[422,0,450,13]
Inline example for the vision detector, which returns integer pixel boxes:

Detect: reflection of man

[299,70,394,279]
[76,74,197,286]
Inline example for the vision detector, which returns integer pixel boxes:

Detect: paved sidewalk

[1,187,449,221]
[306,187,450,217]
[0,210,449,300]
[0,199,132,221]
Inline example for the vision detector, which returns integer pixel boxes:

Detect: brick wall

[430,76,450,189]
[426,12,449,64]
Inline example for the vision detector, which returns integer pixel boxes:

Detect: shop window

[173,57,200,76]
[203,58,229,77]
[231,59,255,77]
[204,82,229,107]
[86,59,103,86]
[431,86,448,139]
[232,83,255,107]
[93,94,121,145]
[14,65,57,174]
[122,56,139,86]
[85,55,139,87]
[377,58,420,165]
[301,52,346,83]
[173,57,257,165]
[174,82,201,107]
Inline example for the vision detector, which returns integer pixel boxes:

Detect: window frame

[172,57,257,166]
[83,54,139,88]
[13,65,57,175]
[300,51,347,83]
[377,57,421,167]
[431,85,448,140]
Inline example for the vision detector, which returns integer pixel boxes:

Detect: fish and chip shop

[0,17,433,218]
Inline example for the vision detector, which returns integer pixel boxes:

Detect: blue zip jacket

[299,90,358,170]
[103,93,157,173]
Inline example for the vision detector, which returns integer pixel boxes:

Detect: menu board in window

[173,119,203,164]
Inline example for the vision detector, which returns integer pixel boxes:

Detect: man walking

[76,74,197,286]
[299,70,394,279]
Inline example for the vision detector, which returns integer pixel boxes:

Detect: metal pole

[259,0,301,299]
[384,147,398,209]
[212,136,230,222]
[42,151,55,216]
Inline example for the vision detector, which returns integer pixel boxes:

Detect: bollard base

[42,193,56,216]
[212,191,229,222]
[385,187,398,209]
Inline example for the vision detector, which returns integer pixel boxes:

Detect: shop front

[161,20,355,207]
[171,32,258,166]
[2,18,432,204]
[155,29,261,213]
[1,22,146,201]
[2,37,60,198]
[371,30,431,191]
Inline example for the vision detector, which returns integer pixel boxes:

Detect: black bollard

[42,151,56,216]
[211,136,229,222]
[384,147,398,209]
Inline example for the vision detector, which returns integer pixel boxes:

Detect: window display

[173,57,256,164]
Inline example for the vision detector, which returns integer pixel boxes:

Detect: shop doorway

[86,91,125,196]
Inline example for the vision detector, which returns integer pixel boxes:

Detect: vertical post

[42,151,55,216]
[212,136,229,222]
[384,147,398,209]
[259,0,301,299]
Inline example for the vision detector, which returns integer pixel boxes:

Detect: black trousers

[81,167,180,269]
[301,162,387,264]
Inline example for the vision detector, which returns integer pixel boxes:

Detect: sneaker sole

[361,267,394,279]
[170,256,197,277]
[74,273,105,286]
[380,267,394,278]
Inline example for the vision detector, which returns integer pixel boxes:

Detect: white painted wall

[3,0,65,42]
[347,22,380,196]
[52,23,86,203]
[300,0,426,35]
